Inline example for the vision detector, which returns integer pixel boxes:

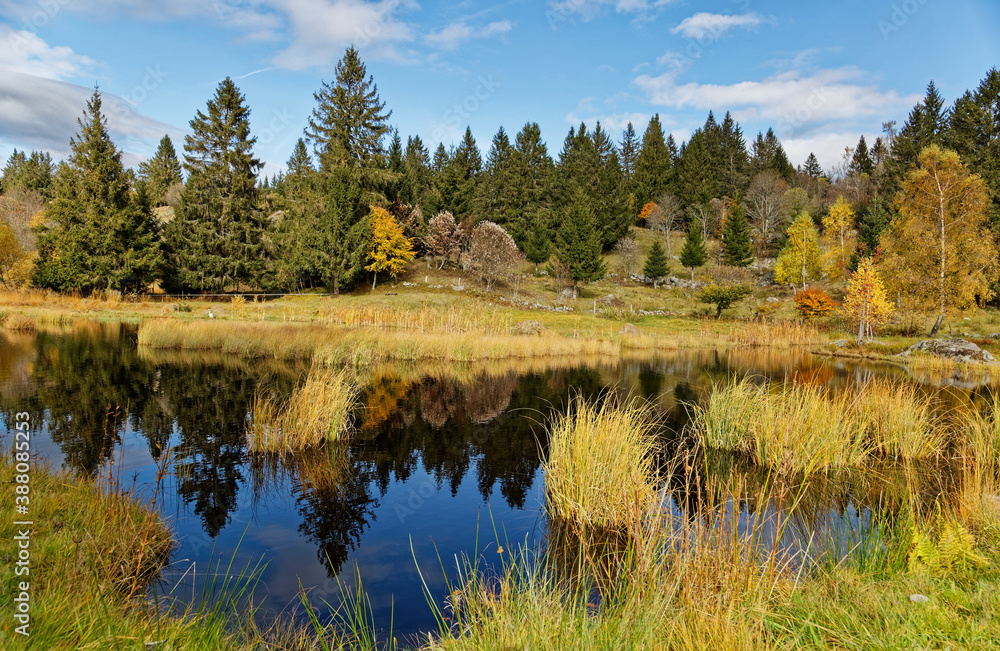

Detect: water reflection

[1,325,998,639]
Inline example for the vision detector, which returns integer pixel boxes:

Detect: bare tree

[469,221,523,291]
[424,211,462,269]
[744,171,788,256]
[613,235,639,277]
[650,192,683,258]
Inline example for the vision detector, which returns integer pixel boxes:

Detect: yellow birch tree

[821,196,857,286]
[842,257,893,343]
[366,205,414,289]
[774,212,822,290]
[879,145,999,335]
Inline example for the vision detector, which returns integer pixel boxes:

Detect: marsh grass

[695,377,948,474]
[247,366,359,453]
[543,397,659,530]
[0,311,36,331]
[727,319,823,347]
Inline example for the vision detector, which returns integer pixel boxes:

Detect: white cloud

[635,66,919,139]
[782,132,876,174]
[0,70,184,166]
[425,20,513,50]
[547,0,676,22]
[0,25,94,80]
[670,12,769,40]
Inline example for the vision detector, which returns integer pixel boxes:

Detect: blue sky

[1,0,998,178]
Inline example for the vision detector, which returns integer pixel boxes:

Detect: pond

[0,322,994,645]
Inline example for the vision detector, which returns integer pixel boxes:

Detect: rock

[511,320,545,336]
[557,288,576,301]
[990,333,1000,340]
[766,297,780,304]
[830,339,848,348]
[897,338,998,364]
[597,293,622,306]
[909,594,930,604]
[619,323,641,336]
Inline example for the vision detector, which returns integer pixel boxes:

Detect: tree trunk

[372,271,377,291]
[930,313,944,337]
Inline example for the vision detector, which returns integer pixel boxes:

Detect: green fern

[907,507,987,575]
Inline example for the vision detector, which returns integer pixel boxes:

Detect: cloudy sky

[1,0,998,176]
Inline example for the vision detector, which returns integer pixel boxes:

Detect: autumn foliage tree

[774,212,822,290]
[842,257,893,343]
[469,221,523,291]
[366,205,414,289]
[822,196,857,285]
[424,211,462,269]
[880,145,999,335]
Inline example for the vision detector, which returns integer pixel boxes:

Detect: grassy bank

[419,398,1000,651]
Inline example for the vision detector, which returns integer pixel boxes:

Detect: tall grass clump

[727,319,822,348]
[962,392,1000,465]
[544,397,659,530]
[248,367,358,453]
[850,379,942,459]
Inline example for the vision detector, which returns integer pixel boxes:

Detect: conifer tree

[619,122,640,212]
[802,153,824,179]
[557,189,605,297]
[853,192,891,267]
[32,89,161,293]
[887,81,948,191]
[850,135,875,176]
[138,135,182,206]
[2,149,55,197]
[721,202,753,267]
[945,68,1000,230]
[643,240,669,287]
[524,227,552,272]
[404,135,440,214]
[750,128,795,180]
[440,127,481,217]
[718,112,750,198]
[510,122,554,244]
[306,46,392,199]
[635,114,672,209]
[166,77,267,292]
[679,218,708,280]
[475,126,518,227]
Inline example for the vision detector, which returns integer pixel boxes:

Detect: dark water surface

[0,323,995,643]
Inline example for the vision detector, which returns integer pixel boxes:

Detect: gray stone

[557,288,576,301]
[511,320,545,336]
[909,594,930,604]
[619,323,641,336]
[897,338,998,364]
[830,339,848,348]
[766,297,780,304]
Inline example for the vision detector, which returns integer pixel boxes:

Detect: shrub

[699,283,754,318]
[793,288,838,319]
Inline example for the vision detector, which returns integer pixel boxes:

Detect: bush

[793,288,838,319]
[699,283,755,318]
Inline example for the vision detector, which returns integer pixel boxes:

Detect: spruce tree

[32,89,161,293]
[440,127,482,218]
[643,240,669,287]
[524,228,552,273]
[850,135,875,176]
[802,152,823,178]
[166,77,267,292]
[404,135,439,213]
[138,135,182,206]
[510,122,554,244]
[679,218,708,280]
[305,46,392,199]
[750,128,795,180]
[721,203,753,267]
[475,126,518,227]
[853,192,891,268]
[557,189,605,297]
[634,114,671,209]
[887,81,948,190]
[718,112,750,198]
[2,149,54,197]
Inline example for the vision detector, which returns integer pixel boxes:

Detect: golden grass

[727,319,823,347]
[318,303,513,335]
[0,311,36,331]
[695,377,946,473]
[543,397,659,530]
[247,367,359,453]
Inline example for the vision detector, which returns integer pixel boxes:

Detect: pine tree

[510,122,554,245]
[643,240,669,287]
[305,46,392,199]
[718,112,750,198]
[475,126,518,227]
[721,202,753,267]
[675,126,717,208]
[887,81,948,191]
[619,121,640,213]
[138,135,182,206]
[750,128,795,180]
[2,149,55,197]
[854,192,891,267]
[166,77,267,292]
[802,152,823,178]
[404,135,440,214]
[32,89,161,293]
[850,135,875,176]
[524,227,552,272]
[634,114,672,209]
[946,68,1000,231]
[440,127,481,218]
[557,189,605,297]
[385,128,405,201]
[679,218,708,280]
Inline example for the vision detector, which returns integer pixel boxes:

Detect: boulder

[897,338,998,364]
[830,339,848,348]
[557,288,576,302]
[619,323,641,336]
[597,293,622,306]
[511,320,545,336]
[766,297,781,304]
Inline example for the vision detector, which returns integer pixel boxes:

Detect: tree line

[2,49,1000,317]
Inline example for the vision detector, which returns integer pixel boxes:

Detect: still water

[0,322,994,643]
